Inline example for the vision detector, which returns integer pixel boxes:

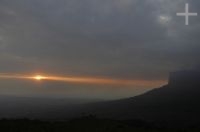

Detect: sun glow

[34,75,46,81]
[0,73,166,86]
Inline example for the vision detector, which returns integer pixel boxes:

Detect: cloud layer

[0,0,200,99]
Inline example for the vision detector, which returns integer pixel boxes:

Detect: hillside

[63,70,200,127]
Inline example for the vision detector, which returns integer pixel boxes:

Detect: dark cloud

[0,0,200,98]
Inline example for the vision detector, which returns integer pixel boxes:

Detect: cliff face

[168,70,200,88]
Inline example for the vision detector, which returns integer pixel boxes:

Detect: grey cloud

[0,0,200,80]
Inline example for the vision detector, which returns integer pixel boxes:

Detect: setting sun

[34,75,46,81]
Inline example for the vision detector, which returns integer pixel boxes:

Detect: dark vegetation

[0,116,199,132]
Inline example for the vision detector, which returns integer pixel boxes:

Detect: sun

[34,75,46,81]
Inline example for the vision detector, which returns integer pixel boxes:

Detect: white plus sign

[176,3,198,25]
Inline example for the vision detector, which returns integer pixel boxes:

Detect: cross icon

[176,3,198,25]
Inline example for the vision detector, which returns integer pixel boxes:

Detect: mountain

[1,70,200,127]
[61,70,200,127]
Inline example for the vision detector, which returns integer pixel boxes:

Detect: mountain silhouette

[1,70,200,127]
[66,70,200,127]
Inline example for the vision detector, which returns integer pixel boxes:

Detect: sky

[0,0,200,99]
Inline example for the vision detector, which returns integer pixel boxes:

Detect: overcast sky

[0,0,200,99]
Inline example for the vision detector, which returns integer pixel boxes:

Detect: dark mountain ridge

[63,70,200,127]
[1,70,200,127]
